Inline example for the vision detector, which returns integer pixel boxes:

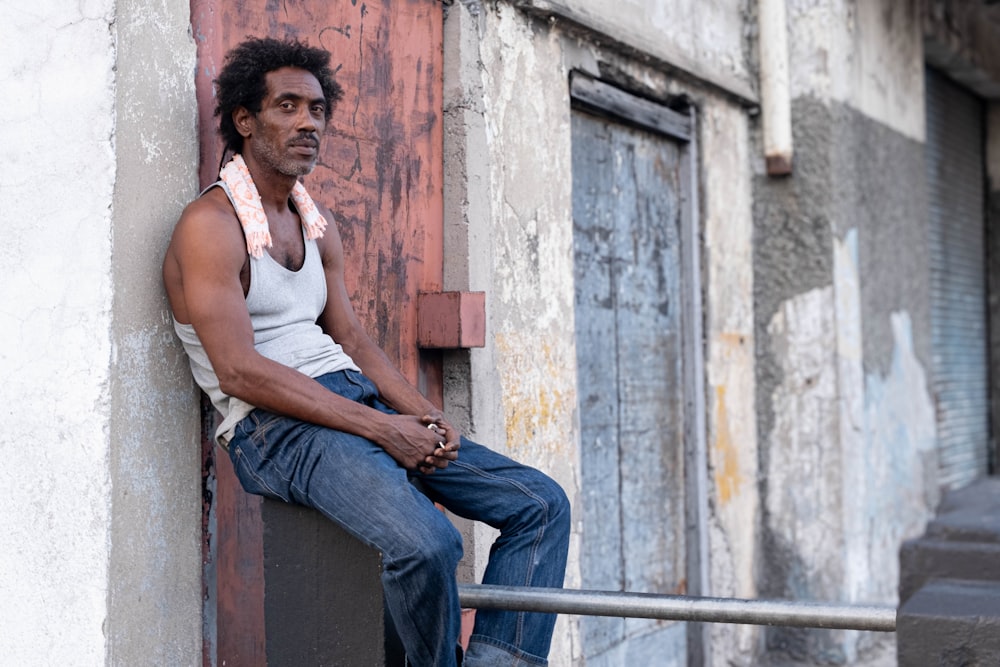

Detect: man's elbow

[216,362,256,400]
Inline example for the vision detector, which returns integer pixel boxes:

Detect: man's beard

[252,137,318,177]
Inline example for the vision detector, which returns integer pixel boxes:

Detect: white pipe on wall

[758,0,793,175]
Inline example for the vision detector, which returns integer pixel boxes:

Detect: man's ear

[233,107,253,138]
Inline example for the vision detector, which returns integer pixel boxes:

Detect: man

[163,37,570,666]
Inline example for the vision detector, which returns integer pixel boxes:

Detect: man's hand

[378,414,460,474]
[419,414,461,474]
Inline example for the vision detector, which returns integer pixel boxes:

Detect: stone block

[898,579,1000,666]
[899,478,1000,605]
[899,537,1000,605]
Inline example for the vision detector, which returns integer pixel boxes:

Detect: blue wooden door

[572,105,690,665]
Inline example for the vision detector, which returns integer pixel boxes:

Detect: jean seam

[247,413,299,491]
[343,369,375,399]
[450,459,551,650]
[467,634,548,666]
[233,445,287,501]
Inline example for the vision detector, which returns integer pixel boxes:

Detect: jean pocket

[246,409,283,449]
[232,444,291,502]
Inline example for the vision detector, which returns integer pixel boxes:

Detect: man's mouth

[289,138,319,155]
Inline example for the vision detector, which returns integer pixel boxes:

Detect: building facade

[4,0,999,665]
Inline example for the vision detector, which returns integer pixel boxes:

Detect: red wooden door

[189,1,443,663]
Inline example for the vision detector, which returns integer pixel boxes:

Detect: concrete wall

[443,5,581,662]
[443,0,994,665]
[514,0,754,101]
[109,0,202,663]
[754,0,936,663]
[0,0,201,663]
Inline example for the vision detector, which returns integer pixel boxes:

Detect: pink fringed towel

[219,153,328,258]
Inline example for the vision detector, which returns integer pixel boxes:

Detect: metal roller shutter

[926,67,990,490]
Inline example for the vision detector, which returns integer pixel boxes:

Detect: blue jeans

[227,370,571,666]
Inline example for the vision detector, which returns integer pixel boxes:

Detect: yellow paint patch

[494,332,574,457]
[713,384,742,505]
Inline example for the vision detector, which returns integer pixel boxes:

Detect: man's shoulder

[169,186,245,261]
[182,185,237,222]
[174,187,242,240]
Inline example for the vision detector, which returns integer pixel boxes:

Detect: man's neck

[241,152,297,212]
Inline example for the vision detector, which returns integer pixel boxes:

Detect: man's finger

[430,449,458,463]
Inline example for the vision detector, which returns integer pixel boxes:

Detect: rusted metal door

[571,77,701,665]
[190,2,443,664]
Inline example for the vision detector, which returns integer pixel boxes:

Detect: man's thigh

[412,437,567,529]
[230,412,458,561]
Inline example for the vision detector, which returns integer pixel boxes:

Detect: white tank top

[173,182,359,446]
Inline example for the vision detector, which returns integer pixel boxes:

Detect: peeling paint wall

[754,0,937,663]
[470,8,582,662]
[700,102,760,664]
[444,1,758,664]
[445,0,960,665]
[787,0,924,141]
[1,0,201,663]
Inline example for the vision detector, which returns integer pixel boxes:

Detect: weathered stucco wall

[448,0,942,665]
[0,0,201,663]
[444,1,759,663]
[515,0,754,102]
[755,0,936,663]
[0,3,117,663]
[445,5,581,662]
[787,0,925,141]
[109,0,202,663]
[700,101,761,665]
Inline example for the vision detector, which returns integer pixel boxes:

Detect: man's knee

[426,520,464,570]
[518,472,571,538]
[543,477,571,537]
[387,515,463,576]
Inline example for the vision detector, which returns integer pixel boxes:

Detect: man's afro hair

[214,37,343,154]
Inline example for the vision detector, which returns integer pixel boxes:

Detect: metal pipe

[758,0,793,175]
[457,585,896,633]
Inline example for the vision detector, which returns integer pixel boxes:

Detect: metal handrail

[457,585,896,632]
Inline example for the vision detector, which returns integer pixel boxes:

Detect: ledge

[514,0,759,107]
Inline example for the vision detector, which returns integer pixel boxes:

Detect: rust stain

[191,1,444,663]
[713,384,742,505]
[194,0,443,380]
[716,331,748,349]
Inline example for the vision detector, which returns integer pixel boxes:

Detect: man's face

[244,67,327,177]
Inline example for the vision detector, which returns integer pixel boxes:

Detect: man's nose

[296,107,319,132]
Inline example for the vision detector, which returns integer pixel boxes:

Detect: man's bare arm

[315,213,462,457]
[163,194,448,470]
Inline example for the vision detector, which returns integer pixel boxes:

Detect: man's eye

[311,105,326,115]
[280,102,295,111]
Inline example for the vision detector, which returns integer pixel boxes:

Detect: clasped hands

[420,417,461,474]
[382,413,461,474]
